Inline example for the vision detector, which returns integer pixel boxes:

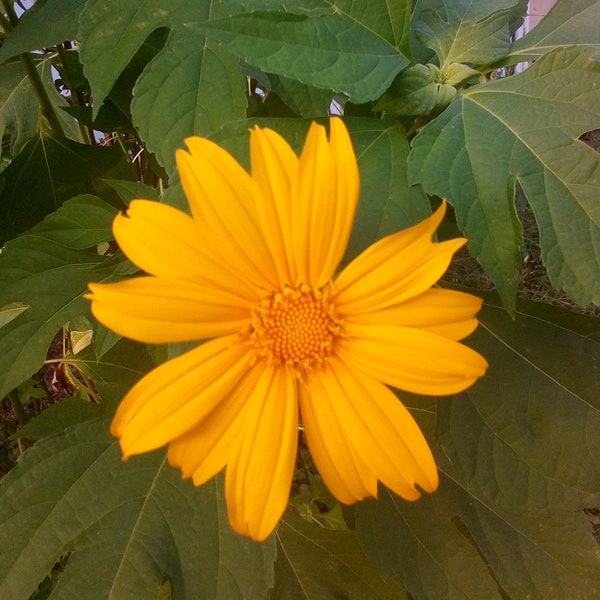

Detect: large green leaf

[413,0,520,68]
[0,416,276,599]
[131,36,245,174]
[408,47,600,311]
[440,295,600,514]
[356,486,503,599]
[0,60,39,156]
[26,195,118,250]
[273,511,408,599]
[0,197,127,400]
[356,295,600,598]
[197,11,409,104]
[506,0,600,64]
[0,238,104,400]
[79,0,247,173]
[0,0,87,64]
[333,0,413,58]
[358,475,600,600]
[0,130,134,243]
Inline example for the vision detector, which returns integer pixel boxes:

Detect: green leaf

[26,195,118,250]
[15,339,157,442]
[0,416,276,599]
[0,236,104,400]
[273,511,408,599]
[69,339,159,404]
[375,64,440,115]
[441,295,600,514]
[452,482,600,600]
[0,130,134,243]
[408,47,600,310]
[79,0,247,173]
[0,302,29,329]
[270,74,332,118]
[0,0,87,64]
[62,28,170,136]
[356,486,503,599]
[413,0,519,67]
[356,295,600,598]
[131,36,246,174]
[104,179,160,203]
[78,0,182,112]
[507,0,600,63]
[0,60,39,156]
[0,56,79,156]
[333,0,413,58]
[15,398,110,441]
[0,194,136,400]
[197,11,409,104]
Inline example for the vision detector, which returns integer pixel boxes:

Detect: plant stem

[2,0,66,136]
[56,45,94,144]
[20,53,67,135]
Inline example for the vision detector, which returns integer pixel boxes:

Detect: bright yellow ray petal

[342,288,483,341]
[299,370,378,504]
[338,324,488,396]
[113,200,258,301]
[291,122,330,284]
[250,125,298,285]
[291,119,359,287]
[87,277,251,344]
[334,202,445,290]
[225,365,298,541]
[177,138,279,289]
[333,202,465,312]
[317,117,359,284]
[111,335,253,457]
[306,358,438,500]
[167,361,265,484]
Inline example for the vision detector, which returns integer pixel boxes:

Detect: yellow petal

[167,361,265,484]
[88,277,251,344]
[291,119,359,287]
[303,358,438,501]
[338,324,488,396]
[317,118,360,284]
[299,369,378,504]
[113,200,258,301]
[225,365,298,541]
[342,288,484,341]
[111,335,253,457]
[177,137,279,289]
[250,125,298,285]
[334,202,465,312]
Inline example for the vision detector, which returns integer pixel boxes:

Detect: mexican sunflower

[87,118,487,541]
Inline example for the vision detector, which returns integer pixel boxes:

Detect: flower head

[87,118,487,541]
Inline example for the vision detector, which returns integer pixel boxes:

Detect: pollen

[249,284,342,370]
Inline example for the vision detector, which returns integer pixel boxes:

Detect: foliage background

[0,0,599,598]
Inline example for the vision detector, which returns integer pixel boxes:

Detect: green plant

[0,0,599,597]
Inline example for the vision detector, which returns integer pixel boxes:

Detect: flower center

[249,284,342,370]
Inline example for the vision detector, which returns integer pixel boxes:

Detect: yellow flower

[87,118,487,541]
